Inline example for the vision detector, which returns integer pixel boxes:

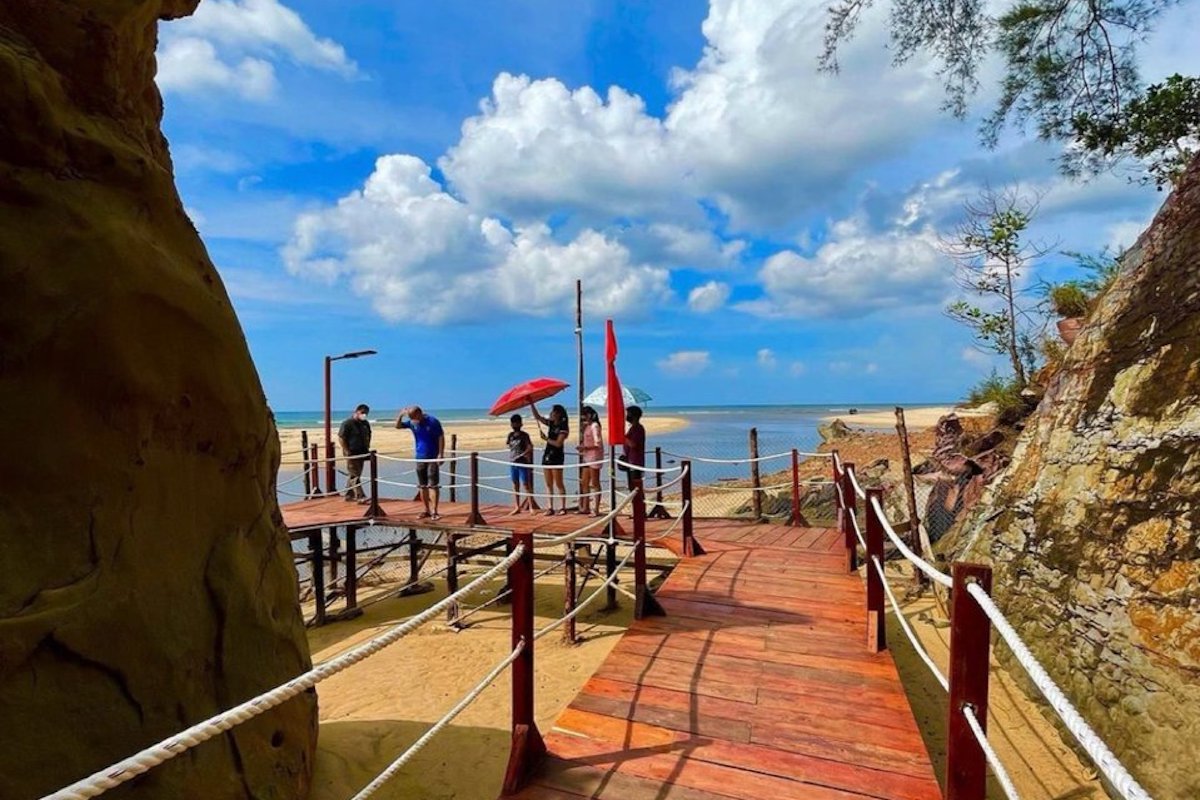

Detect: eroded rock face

[954,157,1200,798]
[0,2,316,798]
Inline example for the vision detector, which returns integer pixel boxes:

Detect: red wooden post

[465,451,487,526]
[449,433,458,504]
[865,487,887,653]
[788,448,805,527]
[749,427,763,520]
[309,443,321,496]
[563,544,577,645]
[363,451,382,518]
[841,462,858,572]
[445,533,461,628]
[632,480,665,619]
[309,530,326,626]
[301,430,312,498]
[502,530,546,795]
[648,446,670,519]
[946,562,994,800]
[680,459,704,557]
[344,524,359,612]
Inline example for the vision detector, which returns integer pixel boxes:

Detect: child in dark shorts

[506,414,535,514]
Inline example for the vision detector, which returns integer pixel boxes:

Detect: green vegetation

[820,0,1197,185]
[1048,282,1091,317]
[966,371,1028,421]
[943,187,1047,388]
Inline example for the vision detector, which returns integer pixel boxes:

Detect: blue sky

[158,0,1199,412]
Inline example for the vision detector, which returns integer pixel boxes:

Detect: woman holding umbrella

[529,402,569,515]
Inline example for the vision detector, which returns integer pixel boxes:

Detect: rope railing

[611,456,684,474]
[534,490,638,549]
[869,496,952,589]
[41,547,524,800]
[350,639,525,799]
[477,454,609,470]
[660,449,794,464]
[962,704,1021,800]
[535,548,635,640]
[846,464,868,501]
[869,555,948,691]
[376,452,472,464]
[697,480,795,493]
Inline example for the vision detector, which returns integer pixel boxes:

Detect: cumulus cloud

[757,348,778,370]
[283,155,670,323]
[688,281,732,313]
[158,0,355,99]
[658,351,712,376]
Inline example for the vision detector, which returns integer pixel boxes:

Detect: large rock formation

[0,2,317,798]
[952,157,1200,798]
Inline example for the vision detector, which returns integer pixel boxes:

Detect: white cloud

[757,348,777,370]
[865,362,879,374]
[157,37,276,100]
[158,0,355,99]
[687,281,732,313]
[658,351,711,376]
[283,155,670,324]
[961,347,992,367]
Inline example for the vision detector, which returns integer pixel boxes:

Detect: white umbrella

[583,385,653,406]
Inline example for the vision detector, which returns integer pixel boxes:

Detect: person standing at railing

[620,405,646,490]
[529,402,569,515]
[505,413,535,515]
[338,403,372,503]
[396,406,445,520]
[578,405,604,516]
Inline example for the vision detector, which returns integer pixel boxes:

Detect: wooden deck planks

[507,519,941,800]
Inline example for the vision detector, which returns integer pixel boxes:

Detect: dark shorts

[509,463,533,483]
[416,462,440,488]
[626,469,643,490]
[542,447,565,467]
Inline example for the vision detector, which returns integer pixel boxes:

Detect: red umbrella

[489,377,570,416]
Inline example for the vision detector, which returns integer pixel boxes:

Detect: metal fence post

[502,530,546,795]
[749,427,763,520]
[946,562,994,800]
[865,487,887,653]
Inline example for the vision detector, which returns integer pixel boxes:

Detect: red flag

[606,319,626,447]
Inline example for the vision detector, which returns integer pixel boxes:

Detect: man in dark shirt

[338,403,372,502]
[506,413,535,514]
[623,405,646,490]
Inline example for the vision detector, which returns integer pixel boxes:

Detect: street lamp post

[324,349,378,495]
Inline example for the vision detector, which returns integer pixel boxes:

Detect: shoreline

[822,404,993,430]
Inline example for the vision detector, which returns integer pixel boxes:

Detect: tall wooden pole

[576,280,585,502]
[895,407,927,588]
[324,355,335,495]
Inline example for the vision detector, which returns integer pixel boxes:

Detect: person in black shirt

[338,403,372,502]
[505,414,535,515]
[530,402,569,515]
[622,405,646,491]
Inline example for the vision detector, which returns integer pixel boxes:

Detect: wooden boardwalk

[511,520,942,800]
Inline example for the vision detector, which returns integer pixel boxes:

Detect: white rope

[646,502,690,542]
[477,454,609,470]
[536,548,635,640]
[41,546,525,800]
[964,583,1153,800]
[833,451,844,474]
[612,457,683,475]
[350,640,524,799]
[375,478,423,490]
[279,454,341,466]
[660,450,793,464]
[447,448,509,455]
[849,509,867,548]
[846,465,868,500]
[698,481,794,493]
[376,452,469,464]
[581,563,638,601]
[276,487,345,499]
[961,704,1022,800]
[534,491,638,549]
[870,556,948,691]
[477,484,599,501]
[869,496,952,589]
[650,463,690,494]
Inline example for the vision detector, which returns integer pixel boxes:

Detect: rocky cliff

[952,157,1200,798]
[0,2,317,798]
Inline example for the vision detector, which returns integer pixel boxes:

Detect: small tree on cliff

[943,188,1049,388]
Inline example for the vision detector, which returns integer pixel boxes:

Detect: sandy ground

[279,415,690,461]
[306,571,638,800]
[825,404,995,430]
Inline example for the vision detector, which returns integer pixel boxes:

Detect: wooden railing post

[680,459,704,557]
[563,544,577,645]
[344,524,359,613]
[788,448,805,527]
[749,427,763,520]
[449,433,458,504]
[503,531,546,795]
[648,446,670,519]
[842,462,858,572]
[466,451,487,526]
[309,443,321,496]
[363,451,382,518]
[446,533,462,628]
[301,430,312,498]
[328,527,340,584]
[895,407,927,589]
[632,481,665,620]
[865,488,887,653]
[947,562,994,800]
[309,530,326,626]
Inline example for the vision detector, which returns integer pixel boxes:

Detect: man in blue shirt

[396,405,445,519]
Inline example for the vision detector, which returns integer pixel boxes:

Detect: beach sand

[279,414,690,462]
[824,404,995,430]
[306,573,637,799]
